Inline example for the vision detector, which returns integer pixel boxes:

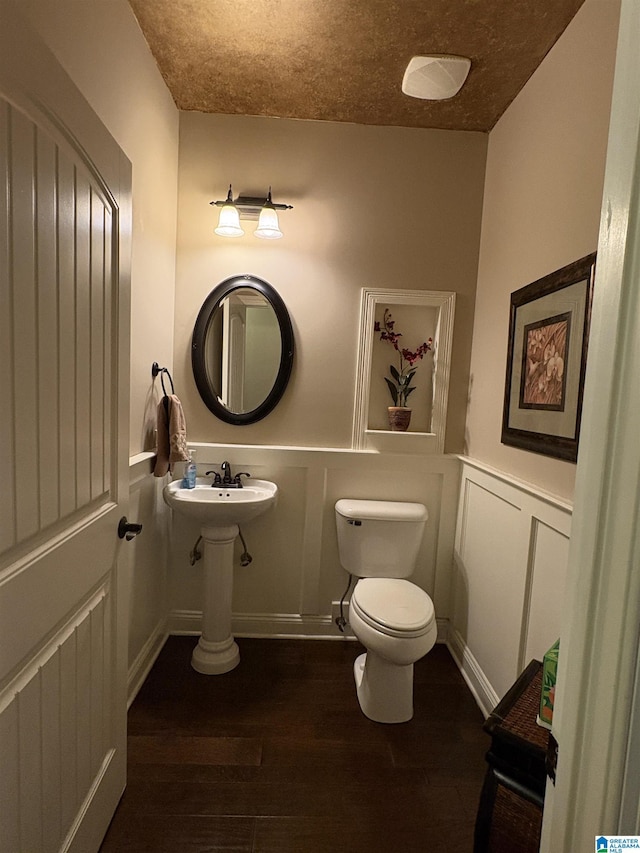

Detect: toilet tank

[335,499,428,578]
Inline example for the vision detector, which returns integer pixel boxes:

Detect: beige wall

[21,0,180,457]
[175,113,487,451]
[465,0,620,501]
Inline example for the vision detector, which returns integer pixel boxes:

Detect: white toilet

[335,498,437,723]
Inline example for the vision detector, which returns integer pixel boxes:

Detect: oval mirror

[192,274,294,424]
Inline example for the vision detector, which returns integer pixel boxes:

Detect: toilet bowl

[349,577,437,723]
[334,499,437,724]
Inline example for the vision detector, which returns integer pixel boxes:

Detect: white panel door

[0,6,131,852]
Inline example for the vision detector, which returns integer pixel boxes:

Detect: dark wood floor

[100,636,488,852]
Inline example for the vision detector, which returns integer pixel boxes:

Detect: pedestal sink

[163,477,277,674]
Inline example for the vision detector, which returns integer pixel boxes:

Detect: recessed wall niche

[352,288,455,453]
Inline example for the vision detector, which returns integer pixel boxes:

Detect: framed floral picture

[501,253,596,462]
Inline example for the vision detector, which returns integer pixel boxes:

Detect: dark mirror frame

[191,273,294,425]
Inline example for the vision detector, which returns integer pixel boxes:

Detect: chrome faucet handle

[233,472,251,488]
[205,469,222,485]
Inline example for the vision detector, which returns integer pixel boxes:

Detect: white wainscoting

[165,444,461,644]
[125,453,170,706]
[128,449,572,721]
[449,457,573,717]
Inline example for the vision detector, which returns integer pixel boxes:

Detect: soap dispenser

[182,449,197,489]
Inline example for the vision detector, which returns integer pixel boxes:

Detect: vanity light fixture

[254,188,283,240]
[213,185,244,237]
[211,185,293,239]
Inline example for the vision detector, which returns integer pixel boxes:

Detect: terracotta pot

[388,407,412,431]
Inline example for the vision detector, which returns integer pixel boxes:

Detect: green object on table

[538,638,560,729]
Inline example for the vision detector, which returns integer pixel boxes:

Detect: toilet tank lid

[335,499,428,522]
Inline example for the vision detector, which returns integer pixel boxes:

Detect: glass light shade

[215,204,244,237]
[254,205,283,240]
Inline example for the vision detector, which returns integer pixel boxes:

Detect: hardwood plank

[391,732,487,772]
[101,814,255,852]
[110,775,462,821]
[253,815,476,853]
[100,637,488,851]
[125,761,428,789]
[260,735,393,769]
[128,735,262,766]
[128,710,316,741]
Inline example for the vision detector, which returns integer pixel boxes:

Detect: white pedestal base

[353,651,415,723]
[191,523,240,676]
[192,636,240,675]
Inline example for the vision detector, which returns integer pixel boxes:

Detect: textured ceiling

[128,0,585,132]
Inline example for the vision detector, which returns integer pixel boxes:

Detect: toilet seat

[351,578,434,639]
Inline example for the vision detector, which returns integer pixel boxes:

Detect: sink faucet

[210,461,251,488]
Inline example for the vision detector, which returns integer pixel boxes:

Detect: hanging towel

[154,394,190,477]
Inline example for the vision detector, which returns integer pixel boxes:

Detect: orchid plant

[374,308,432,408]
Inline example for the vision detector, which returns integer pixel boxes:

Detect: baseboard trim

[168,610,451,644]
[447,627,499,718]
[127,619,168,708]
[168,609,358,640]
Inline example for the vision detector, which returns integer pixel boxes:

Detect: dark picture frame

[501,253,596,462]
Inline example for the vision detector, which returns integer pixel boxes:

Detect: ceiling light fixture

[401,55,471,101]
[211,186,293,239]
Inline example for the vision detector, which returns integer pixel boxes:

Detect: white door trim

[543,0,640,847]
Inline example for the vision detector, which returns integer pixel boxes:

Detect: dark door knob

[118,517,143,541]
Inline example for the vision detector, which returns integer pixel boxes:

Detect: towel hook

[152,362,175,397]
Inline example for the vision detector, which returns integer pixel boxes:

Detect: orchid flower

[375,309,432,408]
